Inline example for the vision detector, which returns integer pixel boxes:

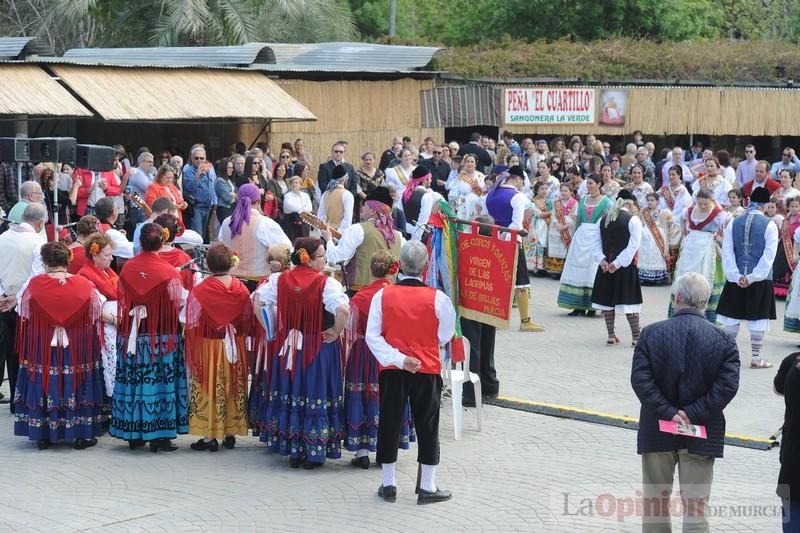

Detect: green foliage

[434,37,800,83]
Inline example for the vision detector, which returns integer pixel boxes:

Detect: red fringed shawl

[185,277,252,393]
[345,279,390,401]
[77,261,119,300]
[117,252,182,356]
[276,265,327,374]
[67,245,88,275]
[158,247,196,291]
[17,275,102,391]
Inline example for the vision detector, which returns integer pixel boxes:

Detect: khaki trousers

[641,449,715,533]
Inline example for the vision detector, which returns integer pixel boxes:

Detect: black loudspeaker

[75,144,115,171]
[29,137,76,163]
[0,137,30,162]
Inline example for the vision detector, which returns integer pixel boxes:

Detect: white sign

[505,88,596,125]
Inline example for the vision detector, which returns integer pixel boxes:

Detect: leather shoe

[350,456,370,469]
[378,485,397,503]
[222,436,236,449]
[417,488,452,505]
[74,437,98,450]
[190,438,218,452]
[0,392,9,404]
[36,439,50,450]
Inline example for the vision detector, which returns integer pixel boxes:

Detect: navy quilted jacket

[631,308,740,458]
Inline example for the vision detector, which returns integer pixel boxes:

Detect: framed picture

[599,89,626,126]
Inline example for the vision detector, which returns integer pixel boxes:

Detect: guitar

[130,193,152,217]
[299,211,342,240]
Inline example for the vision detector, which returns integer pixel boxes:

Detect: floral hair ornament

[298,248,310,265]
[160,226,170,243]
[89,242,101,257]
[66,247,74,262]
[230,253,240,268]
[388,260,400,275]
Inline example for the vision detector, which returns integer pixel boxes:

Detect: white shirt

[590,209,643,269]
[255,270,349,315]
[692,175,732,207]
[385,165,416,202]
[283,190,312,215]
[326,222,406,266]
[106,228,134,259]
[631,182,654,209]
[721,210,779,285]
[736,159,758,188]
[0,223,45,297]
[365,279,456,369]
[721,165,736,187]
[661,162,695,185]
[402,188,440,241]
[218,210,292,249]
[659,185,692,228]
[317,188,354,232]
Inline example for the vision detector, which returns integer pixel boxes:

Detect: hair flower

[160,226,170,243]
[298,248,310,265]
[230,253,240,268]
[388,260,400,275]
[89,242,101,257]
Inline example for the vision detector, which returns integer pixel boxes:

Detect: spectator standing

[457,132,493,172]
[183,147,217,242]
[772,148,800,178]
[631,272,740,532]
[736,145,759,188]
[420,144,451,197]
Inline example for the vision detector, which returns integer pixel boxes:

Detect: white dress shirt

[721,210,778,285]
[106,228,134,259]
[283,190,312,214]
[218,210,292,249]
[590,209,643,268]
[365,279,456,369]
[0,223,46,298]
[255,271,349,316]
[318,188,354,232]
[325,222,406,266]
[661,162,695,185]
[402,188,441,241]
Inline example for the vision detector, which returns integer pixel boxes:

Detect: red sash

[659,186,675,210]
[553,199,572,247]
[782,218,798,273]
[641,208,671,265]
[687,205,722,231]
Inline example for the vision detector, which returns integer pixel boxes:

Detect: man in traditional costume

[366,241,456,504]
[322,186,403,294]
[401,166,439,241]
[716,186,778,369]
[486,165,545,332]
[318,164,355,233]
[590,189,643,346]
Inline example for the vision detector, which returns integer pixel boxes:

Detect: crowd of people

[2,129,800,523]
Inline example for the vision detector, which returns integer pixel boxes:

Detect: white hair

[626,143,637,153]
[400,241,429,277]
[21,202,46,224]
[674,273,711,310]
[137,151,154,165]
[20,180,41,199]
[190,146,206,158]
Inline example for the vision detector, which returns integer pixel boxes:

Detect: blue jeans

[784,500,800,532]
[191,206,211,243]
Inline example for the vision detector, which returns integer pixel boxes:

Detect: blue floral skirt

[14,348,104,442]
[344,340,414,452]
[110,334,188,442]
[258,342,344,464]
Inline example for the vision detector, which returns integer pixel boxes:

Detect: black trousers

[377,370,442,466]
[0,309,18,411]
[460,317,498,400]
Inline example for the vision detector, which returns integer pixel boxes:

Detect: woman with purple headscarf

[322,186,404,295]
[218,183,292,288]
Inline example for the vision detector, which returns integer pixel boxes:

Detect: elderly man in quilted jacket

[631,272,740,533]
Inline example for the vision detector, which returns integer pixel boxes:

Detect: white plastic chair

[445,337,482,440]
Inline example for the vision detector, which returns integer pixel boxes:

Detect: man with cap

[366,240,456,505]
[590,188,644,346]
[486,165,545,332]
[401,166,440,242]
[322,186,404,294]
[318,164,355,233]
[716,185,778,368]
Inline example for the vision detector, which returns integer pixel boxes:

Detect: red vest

[381,284,441,374]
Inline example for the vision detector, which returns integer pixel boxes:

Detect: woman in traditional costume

[726,189,745,218]
[557,174,613,316]
[667,188,730,322]
[185,243,252,452]
[775,197,800,298]
[154,212,197,291]
[637,193,679,285]
[344,250,414,468]
[111,222,188,452]
[544,182,577,275]
[67,215,99,274]
[254,236,349,469]
[525,181,551,273]
[14,241,104,450]
[446,154,485,219]
[384,149,416,205]
[77,233,120,406]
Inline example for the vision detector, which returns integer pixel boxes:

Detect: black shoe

[289,457,301,469]
[350,456,370,469]
[222,436,236,450]
[190,438,219,452]
[74,437,98,450]
[128,439,145,450]
[149,439,178,453]
[568,309,585,316]
[36,439,49,450]
[378,485,397,503]
[303,460,322,470]
[418,488,452,505]
[0,392,8,404]
[586,310,597,317]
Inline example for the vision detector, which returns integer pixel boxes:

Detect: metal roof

[58,42,440,73]
[0,36,53,60]
[63,42,275,67]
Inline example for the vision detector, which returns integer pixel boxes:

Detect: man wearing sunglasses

[735,144,758,188]
[182,146,217,242]
[419,143,450,197]
[771,147,800,178]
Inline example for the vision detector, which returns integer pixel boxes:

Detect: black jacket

[631,308,740,458]
[317,160,359,198]
[420,158,451,196]
[457,142,493,170]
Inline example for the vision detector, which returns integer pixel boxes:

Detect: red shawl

[77,261,119,300]
[117,252,182,355]
[17,275,101,390]
[67,245,88,275]
[346,279,390,401]
[276,265,328,374]
[350,278,390,335]
[185,276,252,393]
[158,247,195,291]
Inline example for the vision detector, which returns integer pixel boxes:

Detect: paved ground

[0,275,789,531]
